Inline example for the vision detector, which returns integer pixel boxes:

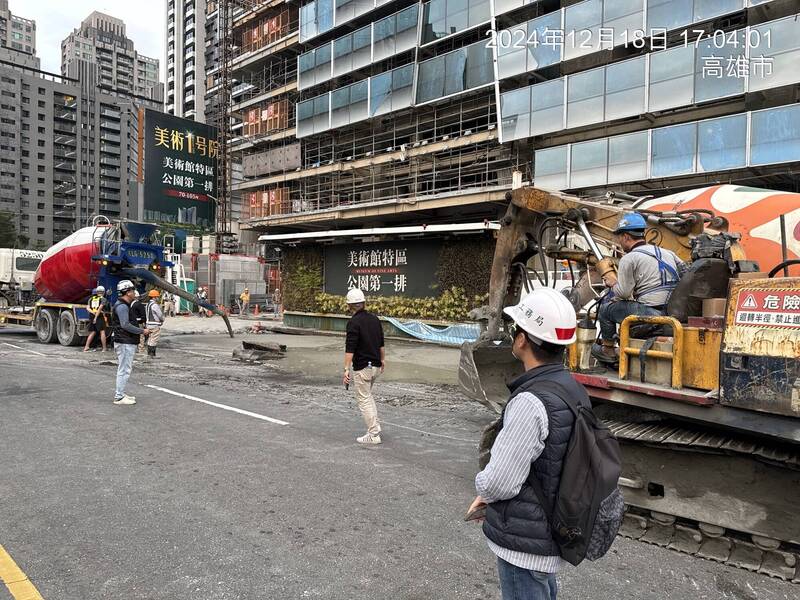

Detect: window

[422,0,490,44]
[694,31,745,102]
[648,45,694,112]
[534,146,569,191]
[608,131,648,183]
[697,114,746,172]
[570,138,608,187]
[750,104,800,166]
[564,0,603,60]
[651,122,697,177]
[604,56,645,121]
[567,68,604,128]
[531,79,565,136]
[500,87,531,142]
[749,15,800,92]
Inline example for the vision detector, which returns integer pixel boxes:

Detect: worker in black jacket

[131,290,148,353]
[342,288,385,445]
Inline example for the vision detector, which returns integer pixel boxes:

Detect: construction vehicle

[0,248,43,308]
[0,220,233,344]
[460,184,800,581]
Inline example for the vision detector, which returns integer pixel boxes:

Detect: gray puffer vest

[482,363,580,556]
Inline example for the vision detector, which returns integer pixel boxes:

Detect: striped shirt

[475,391,563,573]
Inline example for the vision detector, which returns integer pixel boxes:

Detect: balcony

[53,108,77,121]
[102,134,122,144]
[54,159,76,172]
[53,122,77,135]
[54,148,76,160]
[100,107,120,118]
[100,179,121,190]
[100,156,121,168]
[100,120,121,132]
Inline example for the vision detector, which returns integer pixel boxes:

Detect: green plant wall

[281,236,495,320]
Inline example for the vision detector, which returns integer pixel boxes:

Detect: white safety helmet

[117,280,135,293]
[94,285,105,294]
[346,288,366,304]
[503,288,577,345]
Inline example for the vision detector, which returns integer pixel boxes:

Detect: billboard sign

[323,240,442,297]
[142,109,218,228]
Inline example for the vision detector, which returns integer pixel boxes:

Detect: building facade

[62,11,163,103]
[219,0,800,309]
[166,0,209,121]
[0,0,34,57]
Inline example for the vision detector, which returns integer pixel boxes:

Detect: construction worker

[239,287,251,316]
[592,212,686,364]
[131,290,148,353]
[197,287,209,317]
[468,288,582,600]
[111,280,151,405]
[146,289,164,358]
[342,288,385,445]
[83,285,108,352]
[163,292,177,318]
[272,288,281,315]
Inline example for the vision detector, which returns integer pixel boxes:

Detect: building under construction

[221,0,800,304]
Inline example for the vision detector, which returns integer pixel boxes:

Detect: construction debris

[232,340,287,362]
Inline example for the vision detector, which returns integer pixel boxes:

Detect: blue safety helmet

[613,212,646,236]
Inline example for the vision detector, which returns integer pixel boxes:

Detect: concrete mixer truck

[0,220,233,345]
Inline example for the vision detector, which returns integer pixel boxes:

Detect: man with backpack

[111,280,151,405]
[592,212,686,364]
[467,288,623,600]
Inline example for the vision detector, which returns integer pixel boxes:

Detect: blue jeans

[114,343,137,399]
[598,299,663,341]
[497,557,557,600]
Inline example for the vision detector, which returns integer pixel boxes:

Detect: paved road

[0,329,795,599]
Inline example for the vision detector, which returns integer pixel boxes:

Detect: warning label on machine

[735,289,800,327]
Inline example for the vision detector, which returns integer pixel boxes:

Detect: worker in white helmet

[83,285,109,352]
[342,288,385,445]
[110,280,151,405]
[467,288,588,600]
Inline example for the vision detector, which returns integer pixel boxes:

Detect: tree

[0,210,20,247]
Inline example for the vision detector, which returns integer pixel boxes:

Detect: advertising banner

[323,240,442,297]
[143,109,218,228]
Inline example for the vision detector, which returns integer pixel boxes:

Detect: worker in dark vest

[342,288,385,445]
[592,212,686,364]
[131,290,148,354]
[467,288,582,600]
[111,280,151,405]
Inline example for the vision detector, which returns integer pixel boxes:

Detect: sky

[10,0,166,79]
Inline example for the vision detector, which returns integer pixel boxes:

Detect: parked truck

[0,248,43,308]
[0,221,233,344]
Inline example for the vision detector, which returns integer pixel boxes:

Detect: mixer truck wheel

[35,308,58,344]
[57,310,82,346]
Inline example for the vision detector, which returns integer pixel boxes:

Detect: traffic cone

[254,303,260,316]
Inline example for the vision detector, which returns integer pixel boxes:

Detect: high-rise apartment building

[62,11,163,103]
[0,0,34,56]
[166,0,208,121]
[0,59,162,248]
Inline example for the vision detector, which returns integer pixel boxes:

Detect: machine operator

[592,212,686,364]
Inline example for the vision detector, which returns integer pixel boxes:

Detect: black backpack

[529,380,625,566]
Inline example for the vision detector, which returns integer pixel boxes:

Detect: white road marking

[2,342,46,357]
[306,399,475,444]
[145,384,289,425]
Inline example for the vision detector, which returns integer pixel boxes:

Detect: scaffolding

[226,1,523,225]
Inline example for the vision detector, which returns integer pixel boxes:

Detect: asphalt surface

[0,327,796,600]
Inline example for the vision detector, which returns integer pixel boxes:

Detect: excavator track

[605,419,800,582]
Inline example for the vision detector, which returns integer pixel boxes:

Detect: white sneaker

[113,395,136,405]
[356,433,382,445]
